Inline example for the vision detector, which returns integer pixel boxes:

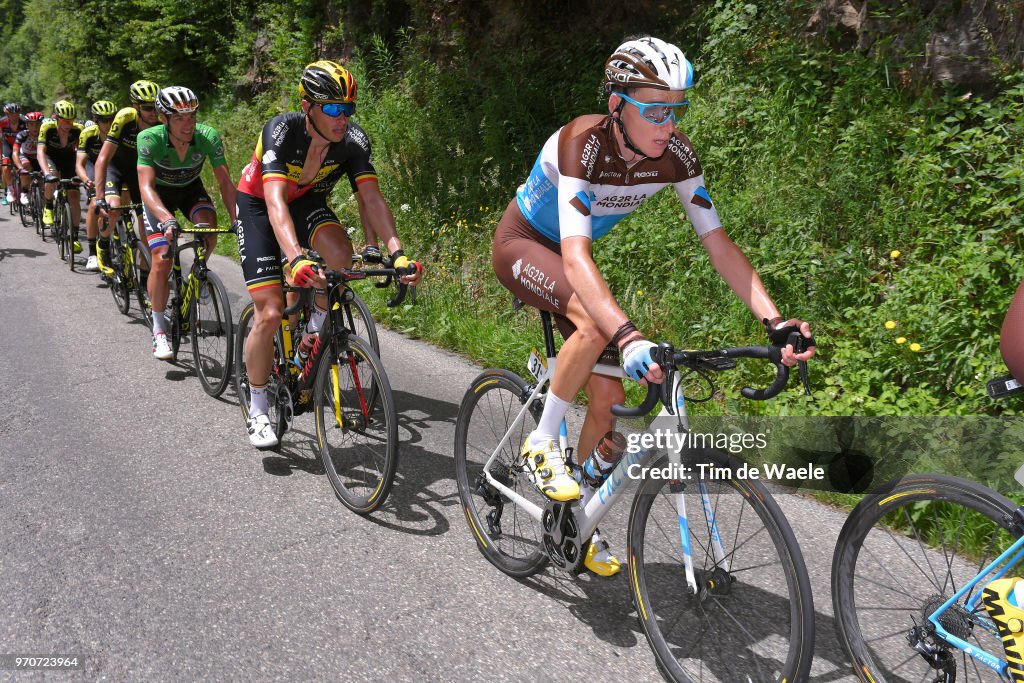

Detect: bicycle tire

[346,292,380,360]
[314,333,398,515]
[832,474,1022,683]
[234,302,288,450]
[168,273,182,363]
[627,452,815,683]
[54,201,65,258]
[453,369,549,578]
[191,270,233,397]
[108,231,131,315]
[64,203,75,271]
[33,185,44,236]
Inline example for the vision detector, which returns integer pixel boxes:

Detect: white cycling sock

[249,383,269,417]
[152,312,168,336]
[529,391,572,448]
[307,303,327,333]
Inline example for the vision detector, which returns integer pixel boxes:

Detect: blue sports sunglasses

[320,102,356,118]
[618,92,688,125]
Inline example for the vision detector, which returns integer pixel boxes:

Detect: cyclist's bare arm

[701,228,815,363]
[75,151,91,188]
[35,142,47,175]
[561,235,635,340]
[212,165,237,224]
[354,180,399,253]
[137,165,173,224]
[93,141,115,207]
[355,180,422,285]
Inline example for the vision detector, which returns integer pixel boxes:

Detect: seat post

[540,310,557,359]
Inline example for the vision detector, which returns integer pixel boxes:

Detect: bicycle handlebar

[610,334,801,417]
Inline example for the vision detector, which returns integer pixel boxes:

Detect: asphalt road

[0,210,864,682]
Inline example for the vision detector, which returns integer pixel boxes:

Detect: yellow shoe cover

[983,577,1024,681]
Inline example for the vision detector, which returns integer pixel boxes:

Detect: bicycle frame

[478,311,730,593]
[926,530,1024,676]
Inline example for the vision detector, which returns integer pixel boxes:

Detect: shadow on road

[0,247,46,262]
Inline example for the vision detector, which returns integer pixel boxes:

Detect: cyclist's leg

[1001,276,1024,382]
[183,180,217,259]
[306,200,353,329]
[492,200,594,500]
[238,191,286,445]
[2,140,14,201]
[142,189,179,353]
[42,156,57,223]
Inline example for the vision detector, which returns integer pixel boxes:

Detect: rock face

[805,0,1024,88]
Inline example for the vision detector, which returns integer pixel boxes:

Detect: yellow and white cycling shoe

[584,530,621,577]
[983,577,1024,678]
[520,435,579,502]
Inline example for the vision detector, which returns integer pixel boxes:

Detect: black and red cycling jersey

[237,112,377,201]
[0,114,25,146]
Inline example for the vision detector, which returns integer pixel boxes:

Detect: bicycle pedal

[988,375,1023,399]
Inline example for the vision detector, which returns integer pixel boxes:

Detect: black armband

[611,320,638,349]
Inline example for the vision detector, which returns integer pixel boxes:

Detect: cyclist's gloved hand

[360,245,382,263]
[289,254,320,288]
[158,218,179,244]
[94,198,109,213]
[764,317,816,352]
[390,249,423,284]
[621,338,658,382]
[230,218,242,234]
[44,174,58,184]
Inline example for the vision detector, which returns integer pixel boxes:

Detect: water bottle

[575,431,627,508]
[294,330,318,371]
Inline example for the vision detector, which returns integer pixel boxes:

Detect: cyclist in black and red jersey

[235,60,423,448]
[13,112,43,202]
[1,102,25,205]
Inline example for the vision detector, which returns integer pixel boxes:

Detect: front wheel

[191,271,233,397]
[345,292,380,360]
[628,452,815,683]
[832,474,1021,683]
[314,334,397,515]
[453,369,549,578]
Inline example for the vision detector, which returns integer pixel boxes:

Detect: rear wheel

[453,369,549,578]
[191,271,233,397]
[832,475,1021,683]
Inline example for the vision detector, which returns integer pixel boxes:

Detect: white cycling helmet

[155,86,199,116]
[604,36,694,92]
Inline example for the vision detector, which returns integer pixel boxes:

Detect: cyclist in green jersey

[137,86,237,361]
[75,100,118,272]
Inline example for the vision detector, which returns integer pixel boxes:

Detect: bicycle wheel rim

[314,334,398,514]
[346,293,380,360]
[109,237,131,315]
[64,203,74,270]
[191,272,233,397]
[628,455,814,683]
[453,369,549,578]
[832,475,1021,683]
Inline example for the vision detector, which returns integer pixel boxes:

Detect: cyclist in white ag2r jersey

[491,36,816,577]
